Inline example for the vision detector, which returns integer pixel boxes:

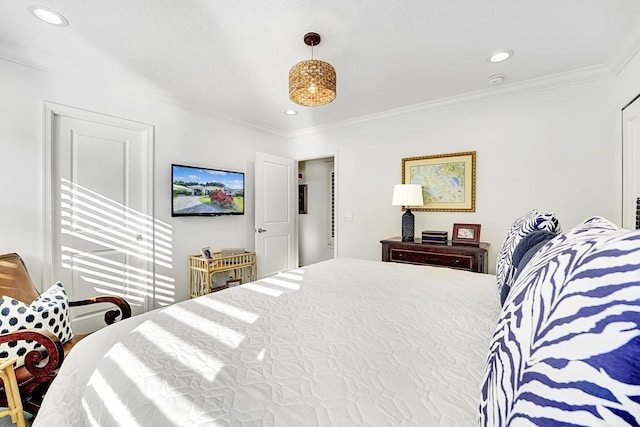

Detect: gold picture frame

[402,151,476,212]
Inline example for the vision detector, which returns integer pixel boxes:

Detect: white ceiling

[2,1,640,135]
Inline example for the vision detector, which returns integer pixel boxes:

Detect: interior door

[254,152,296,278]
[623,95,640,229]
[45,103,154,332]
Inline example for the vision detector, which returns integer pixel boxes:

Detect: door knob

[257,228,267,233]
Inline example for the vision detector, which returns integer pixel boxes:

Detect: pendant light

[289,32,336,107]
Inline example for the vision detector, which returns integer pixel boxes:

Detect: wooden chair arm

[0,329,63,376]
[69,296,132,325]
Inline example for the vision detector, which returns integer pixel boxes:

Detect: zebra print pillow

[480,217,640,426]
[495,210,561,297]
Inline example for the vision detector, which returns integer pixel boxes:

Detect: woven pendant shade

[289,33,336,107]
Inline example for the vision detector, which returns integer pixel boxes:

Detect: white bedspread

[34,258,500,426]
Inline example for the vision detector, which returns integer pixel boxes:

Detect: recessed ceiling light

[488,50,514,63]
[27,5,69,27]
[284,109,298,116]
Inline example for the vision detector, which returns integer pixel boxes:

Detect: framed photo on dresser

[452,223,481,246]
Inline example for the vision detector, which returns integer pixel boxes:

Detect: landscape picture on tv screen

[172,164,245,216]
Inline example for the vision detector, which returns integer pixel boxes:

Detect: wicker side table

[0,358,26,427]
[188,251,257,298]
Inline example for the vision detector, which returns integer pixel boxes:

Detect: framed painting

[402,151,476,212]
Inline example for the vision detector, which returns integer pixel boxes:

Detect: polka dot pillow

[0,281,74,368]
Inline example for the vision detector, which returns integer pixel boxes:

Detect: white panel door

[45,104,154,332]
[623,95,640,229]
[255,152,296,278]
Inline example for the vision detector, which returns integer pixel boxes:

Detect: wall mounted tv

[172,164,245,216]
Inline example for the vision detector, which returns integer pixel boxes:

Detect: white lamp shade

[392,184,424,206]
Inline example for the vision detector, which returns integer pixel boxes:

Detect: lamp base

[401,208,415,242]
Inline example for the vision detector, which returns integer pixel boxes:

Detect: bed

[32,212,640,426]
[33,258,500,426]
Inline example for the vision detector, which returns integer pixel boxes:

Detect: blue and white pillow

[0,282,74,367]
[499,230,557,306]
[480,217,640,425]
[495,209,561,296]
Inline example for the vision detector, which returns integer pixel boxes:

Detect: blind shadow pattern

[59,178,175,308]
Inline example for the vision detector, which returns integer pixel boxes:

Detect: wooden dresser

[381,237,489,273]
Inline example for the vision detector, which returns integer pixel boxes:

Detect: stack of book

[422,230,448,244]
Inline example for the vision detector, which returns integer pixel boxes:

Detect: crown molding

[2,26,639,142]
[289,18,640,138]
[288,63,615,138]
[607,15,640,76]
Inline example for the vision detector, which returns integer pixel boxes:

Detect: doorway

[297,156,336,267]
[254,152,297,278]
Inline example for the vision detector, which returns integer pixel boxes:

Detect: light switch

[343,212,353,221]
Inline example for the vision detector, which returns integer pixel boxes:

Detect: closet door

[45,103,155,332]
[622,95,640,229]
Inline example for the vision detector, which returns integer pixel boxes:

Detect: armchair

[0,252,131,415]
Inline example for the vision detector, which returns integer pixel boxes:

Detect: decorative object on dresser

[401,151,476,212]
[381,237,489,273]
[421,230,448,244]
[391,184,424,242]
[452,223,481,246]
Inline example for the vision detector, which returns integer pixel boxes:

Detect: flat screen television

[172,164,245,216]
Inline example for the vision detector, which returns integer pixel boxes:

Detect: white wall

[0,59,287,302]
[289,77,625,273]
[298,158,334,266]
[3,46,639,300]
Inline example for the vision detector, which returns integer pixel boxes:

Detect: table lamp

[392,184,424,242]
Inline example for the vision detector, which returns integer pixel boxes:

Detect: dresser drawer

[389,248,473,270]
[381,238,489,273]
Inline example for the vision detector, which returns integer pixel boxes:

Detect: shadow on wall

[59,178,175,310]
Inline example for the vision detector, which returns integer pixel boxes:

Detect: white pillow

[0,282,74,367]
